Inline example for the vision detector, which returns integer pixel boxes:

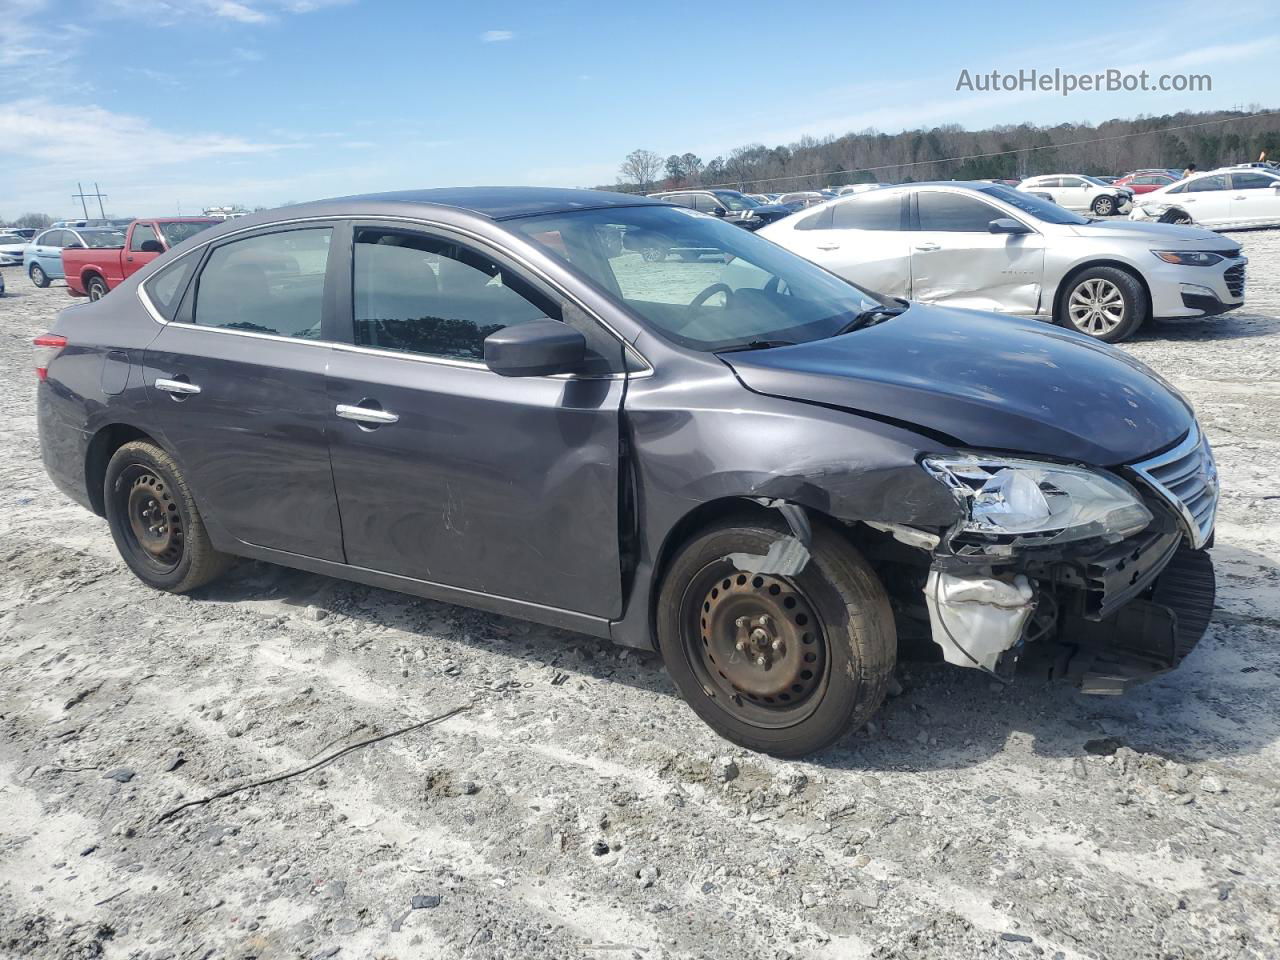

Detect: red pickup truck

[63,218,219,299]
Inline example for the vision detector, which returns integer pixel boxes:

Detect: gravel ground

[1,235,1278,960]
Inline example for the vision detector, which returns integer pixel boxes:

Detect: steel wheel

[1068,277,1126,336]
[681,562,829,729]
[120,467,185,572]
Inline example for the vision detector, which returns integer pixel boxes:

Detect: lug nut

[735,640,747,652]
[755,655,768,668]
[771,639,785,653]
[735,616,749,628]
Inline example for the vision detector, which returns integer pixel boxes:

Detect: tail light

[34,333,67,381]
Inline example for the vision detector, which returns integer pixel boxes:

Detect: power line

[621,108,1280,192]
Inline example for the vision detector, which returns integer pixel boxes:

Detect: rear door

[323,222,626,617]
[140,223,345,560]
[784,191,911,297]
[909,190,1044,314]
[1229,171,1280,227]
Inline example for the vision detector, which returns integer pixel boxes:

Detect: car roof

[329,187,665,220]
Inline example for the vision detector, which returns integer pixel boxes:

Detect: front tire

[1091,195,1116,216]
[1056,266,1147,342]
[29,263,50,288]
[86,275,108,300]
[104,440,233,593]
[657,517,896,757]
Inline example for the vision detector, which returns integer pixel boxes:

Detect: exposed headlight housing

[1152,250,1225,267]
[921,455,1153,547]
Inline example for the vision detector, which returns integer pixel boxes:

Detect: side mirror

[139,239,164,253]
[484,319,585,377]
[989,218,1030,235]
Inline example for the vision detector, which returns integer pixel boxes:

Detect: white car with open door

[1018,175,1134,216]
[1130,167,1280,229]
[758,181,1246,342]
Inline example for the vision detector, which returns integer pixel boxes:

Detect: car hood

[720,304,1193,466]
[1064,218,1227,245]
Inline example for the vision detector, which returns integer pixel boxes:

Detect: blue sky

[1,0,1277,218]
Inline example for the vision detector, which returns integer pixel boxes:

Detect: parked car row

[1129,165,1280,230]
[2,218,218,299]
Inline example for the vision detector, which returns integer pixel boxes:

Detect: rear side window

[143,256,198,319]
[192,228,332,338]
[832,193,904,230]
[1232,172,1278,190]
[130,223,159,252]
[917,192,1001,232]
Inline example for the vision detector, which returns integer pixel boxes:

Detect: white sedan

[0,232,28,266]
[1130,167,1280,230]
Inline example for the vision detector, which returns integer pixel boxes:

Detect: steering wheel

[688,282,734,312]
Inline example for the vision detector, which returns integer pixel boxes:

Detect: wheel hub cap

[126,473,182,562]
[698,572,824,706]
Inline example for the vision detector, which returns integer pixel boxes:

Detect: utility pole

[72,182,109,219]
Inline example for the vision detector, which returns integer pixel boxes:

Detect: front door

[909,191,1044,314]
[324,223,625,618]
[1179,174,1233,226]
[1054,177,1090,210]
[140,223,345,561]
[123,222,164,282]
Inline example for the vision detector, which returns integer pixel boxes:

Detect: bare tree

[619,149,663,192]
[15,212,53,229]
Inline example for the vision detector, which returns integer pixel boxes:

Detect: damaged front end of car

[752,426,1219,694]
[910,429,1217,691]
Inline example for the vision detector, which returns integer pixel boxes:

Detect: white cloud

[481,30,514,43]
[94,0,352,25]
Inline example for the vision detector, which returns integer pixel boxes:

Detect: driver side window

[130,223,160,252]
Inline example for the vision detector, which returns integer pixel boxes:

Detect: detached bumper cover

[1058,546,1216,693]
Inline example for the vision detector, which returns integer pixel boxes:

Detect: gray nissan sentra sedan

[36,187,1218,756]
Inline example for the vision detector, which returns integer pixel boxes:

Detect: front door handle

[155,378,201,395]
[914,243,941,252]
[816,242,841,251]
[1233,195,1248,200]
[336,404,399,425]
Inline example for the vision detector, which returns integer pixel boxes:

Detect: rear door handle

[1233,195,1248,200]
[914,243,941,252]
[155,378,201,395]
[816,243,841,251]
[336,404,399,425]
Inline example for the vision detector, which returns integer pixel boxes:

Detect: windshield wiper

[831,303,907,337]
[717,339,798,353]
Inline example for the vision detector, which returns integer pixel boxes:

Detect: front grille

[1130,426,1218,549]
[1224,262,1245,298]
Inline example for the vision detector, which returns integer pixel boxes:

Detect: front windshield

[79,231,127,248]
[512,205,891,352]
[160,221,216,247]
[977,185,1089,225]
[716,192,757,211]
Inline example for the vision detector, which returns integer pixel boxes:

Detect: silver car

[758,182,1246,342]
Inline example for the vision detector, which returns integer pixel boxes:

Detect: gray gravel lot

[1,236,1278,960]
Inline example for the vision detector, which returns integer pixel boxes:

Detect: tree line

[611,107,1280,193]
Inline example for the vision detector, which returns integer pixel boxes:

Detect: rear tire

[86,275,108,300]
[29,263,50,288]
[1056,266,1147,342]
[656,517,896,757]
[104,440,233,593]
